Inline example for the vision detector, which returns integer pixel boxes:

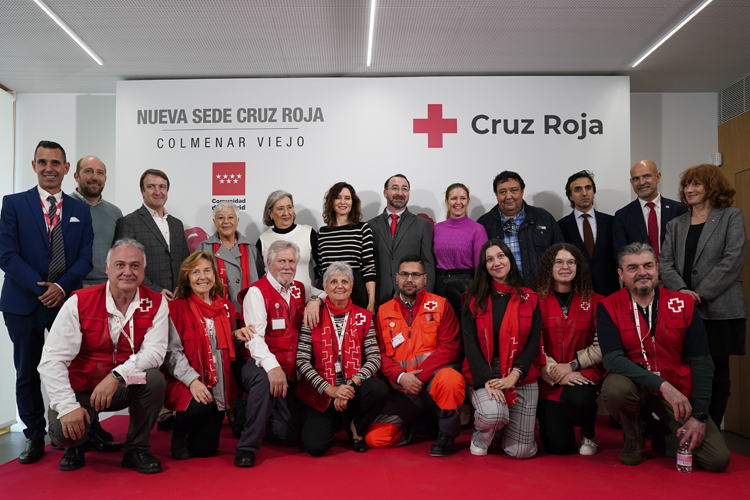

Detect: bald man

[613,160,686,259]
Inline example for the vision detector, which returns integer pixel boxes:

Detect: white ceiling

[1,0,749,94]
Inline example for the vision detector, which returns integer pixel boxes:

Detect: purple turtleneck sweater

[433,216,488,270]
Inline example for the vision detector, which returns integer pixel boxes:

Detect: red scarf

[319,298,354,382]
[186,293,236,388]
[491,281,522,405]
[213,239,250,315]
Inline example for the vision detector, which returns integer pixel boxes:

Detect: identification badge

[391,333,405,348]
[127,372,147,385]
[271,318,286,330]
[335,362,342,373]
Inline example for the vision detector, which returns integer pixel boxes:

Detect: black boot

[170,429,192,460]
[430,430,455,457]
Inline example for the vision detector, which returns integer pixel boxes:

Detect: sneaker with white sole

[470,442,488,456]
[579,437,597,456]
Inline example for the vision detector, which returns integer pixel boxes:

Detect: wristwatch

[568,360,579,371]
[694,412,709,423]
[345,379,358,391]
[111,370,125,384]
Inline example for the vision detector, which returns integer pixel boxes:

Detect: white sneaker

[470,442,488,456]
[579,437,597,456]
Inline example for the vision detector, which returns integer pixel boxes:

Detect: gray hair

[213,201,239,218]
[323,261,354,286]
[107,238,147,266]
[266,240,300,266]
[617,241,656,269]
[263,190,294,227]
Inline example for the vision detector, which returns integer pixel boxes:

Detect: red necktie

[390,214,399,236]
[646,202,659,259]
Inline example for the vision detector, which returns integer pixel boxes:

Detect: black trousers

[173,398,226,457]
[236,361,300,452]
[299,377,389,457]
[537,383,599,455]
[435,270,473,324]
[48,368,165,451]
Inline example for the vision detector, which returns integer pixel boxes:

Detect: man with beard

[367,174,436,307]
[71,157,123,286]
[613,160,686,259]
[597,242,730,471]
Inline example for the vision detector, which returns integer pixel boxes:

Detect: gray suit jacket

[367,208,435,306]
[114,205,190,293]
[661,206,747,320]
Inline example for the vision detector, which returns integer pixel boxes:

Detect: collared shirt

[144,204,170,250]
[574,207,598,242]
[38,282,169,418]
[38,186,62,213]
[242,273,323,372]
[638,194,662,249]
[385,208,407,236]
[499,205,525,277]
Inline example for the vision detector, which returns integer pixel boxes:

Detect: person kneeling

[39,239,168,473]
[296,262,389,456]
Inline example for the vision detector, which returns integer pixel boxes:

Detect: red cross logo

[138,297,153,312]
[668,297,684,313]
[353,313,367,326]
[423,300,438,311]
[521,294,529,301]
[290,285,301,300]
[413,104,457,148]
[580,301,590,311]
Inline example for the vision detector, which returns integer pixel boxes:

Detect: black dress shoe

[122,448,163,474]
[60,446,86,471]
[18,437,45,464]
[430,430,455,457]
[234,450,255,467]
[170,430,192,460]
[86,432,124,453]
[350,438,368,453]
[91,419,115,442]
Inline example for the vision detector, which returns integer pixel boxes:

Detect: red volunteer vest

[461,288,542,387]
[296,304,373,412]
[244,275,305,375]
[539,292,606,401]
[378,293,447,380]
[601,287,694,399]
[67,283,162,393]
[164,296,238,412]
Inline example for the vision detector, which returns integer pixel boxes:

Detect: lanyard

[632,297,658,374]
[40,194,62,237]
[326,306,349,359]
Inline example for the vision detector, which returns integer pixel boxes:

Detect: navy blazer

[0,187,94,315]
[558,210,619,296]
[612,196,687,258]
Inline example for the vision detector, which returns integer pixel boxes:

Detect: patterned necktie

[582,213,595,257]
[646,201,659,260]
[390,214,399,236]
[47,195,66,283]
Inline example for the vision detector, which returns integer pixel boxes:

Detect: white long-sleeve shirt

[38,283,169,418]
[242,273,322,373]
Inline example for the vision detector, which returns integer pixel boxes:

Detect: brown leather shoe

[619,431,646,465]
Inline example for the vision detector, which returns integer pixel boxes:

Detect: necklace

[555,291,574,317]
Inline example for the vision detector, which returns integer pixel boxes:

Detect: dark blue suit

[612,196,687,259]
[0,187,93,438]
[558,210,619,296]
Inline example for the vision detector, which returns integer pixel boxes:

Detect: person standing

[477,171,563,288]
[70,156,123,286]
[367,174,436,307]
[660,164,746,427]
[114,169,190,301]
[0,140,93,464]
[613,160,686,259]
[557,171,619,296]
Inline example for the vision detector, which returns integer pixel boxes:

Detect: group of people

[0,140,743,475]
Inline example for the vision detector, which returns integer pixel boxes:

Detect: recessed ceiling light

[33,0,103,65]
[631,0,713,67]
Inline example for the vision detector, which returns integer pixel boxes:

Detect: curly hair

[678,163,735,208]
[535,243,594,301]
[175,251,225,299]
[463,239,525,318]
[322,182,362,227]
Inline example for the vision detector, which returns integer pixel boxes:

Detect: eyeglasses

[397,272,425,279]
[503,219,516,237]
[553,260,577,269]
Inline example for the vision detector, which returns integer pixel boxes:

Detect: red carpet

[2,416,748,499]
